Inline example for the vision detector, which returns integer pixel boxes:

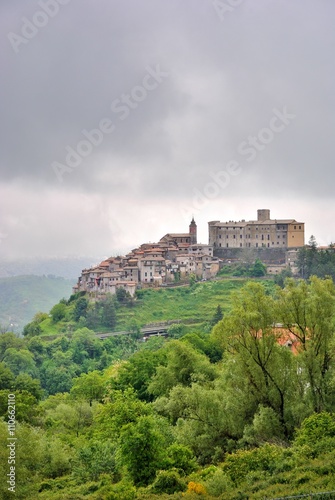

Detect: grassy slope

[116,279,275,329]
[36,278,275,337]
[0,275,74,332]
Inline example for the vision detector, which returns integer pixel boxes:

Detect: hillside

[1,277,335,499]
[34,278,275,338]
[0,275,74,332]
[0,256,102,279]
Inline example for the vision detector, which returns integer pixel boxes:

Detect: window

[256,243,258,247]
[219,235,221,239]
[226,243,229,248]
[262,234,264,240]
[267,234,270,240]
[294,225,296,229]
[240,234,243,239]
[299,225,301,229]
[240,243,242,247]
[233,235,236,239]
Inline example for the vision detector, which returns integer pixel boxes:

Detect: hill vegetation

[0,275,74,332]
[1,276,335,499]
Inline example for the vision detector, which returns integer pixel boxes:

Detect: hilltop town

[73,209,305,297]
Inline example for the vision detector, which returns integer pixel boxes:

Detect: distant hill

[0,257,103,280]
[0,275,75,333]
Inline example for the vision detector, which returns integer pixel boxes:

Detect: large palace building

[208,209,305,250]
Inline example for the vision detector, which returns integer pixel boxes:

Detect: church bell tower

[189,217,197,244]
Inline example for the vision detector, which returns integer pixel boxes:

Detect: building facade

[208,209,304,250]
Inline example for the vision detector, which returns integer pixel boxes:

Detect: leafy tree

[273,267,293,288]
[73,440,118,481]
[127,319,142,339]
[148,340,217,398]
[167,323,186,339]
[154,380,242,463]
[211,305,223,327]
[3,348,37,377]
[94,388,153,441]
[0,332,25,359]
[212,282,298,438]
[0,362,15,389]
[294,411,335,447]
[251,258,267,277]
[14,373,44,400]
[0,389,40,422]
[40,361,75,395]
[71,370,106,406]
[73,296,88,322]
[50,302,66,323]
[101,295,117,328]
[277,276,335,413]
[70,327,103,364]
[85,302,102,330]
[116,287,127,303]
[45,400,93,437]
[119,414,170,486]
[23,321,42,337]
[110,349,163,402]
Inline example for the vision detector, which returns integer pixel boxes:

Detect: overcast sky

[1,0,334,261]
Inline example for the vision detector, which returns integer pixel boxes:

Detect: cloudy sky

[1,0,334,261]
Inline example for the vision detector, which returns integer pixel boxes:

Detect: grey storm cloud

[0,0,335,259]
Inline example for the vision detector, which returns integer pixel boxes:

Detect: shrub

[205,469,234,496]
[186,481,207,495]
[151,469,186,494]
[294,412,335,446]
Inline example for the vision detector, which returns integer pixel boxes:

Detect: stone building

[209,209,304,251]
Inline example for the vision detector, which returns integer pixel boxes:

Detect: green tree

[277,276,335,413]
[71,370,106,406]
[211,305,223,327]
[116,287,127,303]
[119,415,170,486]
[50,302,66,323]
[273,267,293,288]
[0,332,25,359]
[3,348,37,377]
[73,296,88,322]
[73,440,118,481]
[0,362,15,389]
[111,350,163,402]
[101,295,117,328]
[40,361,74,395]
[212,282,298,438]
[148,340,217,398]
[251,258,267,277]
[94,388,153,441]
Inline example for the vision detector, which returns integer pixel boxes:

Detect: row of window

[218,241,286,248]
[218,234,286,240]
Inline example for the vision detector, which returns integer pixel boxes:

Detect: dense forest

[1,274,335,499]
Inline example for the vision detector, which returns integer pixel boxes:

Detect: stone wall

[213,247,287,265]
